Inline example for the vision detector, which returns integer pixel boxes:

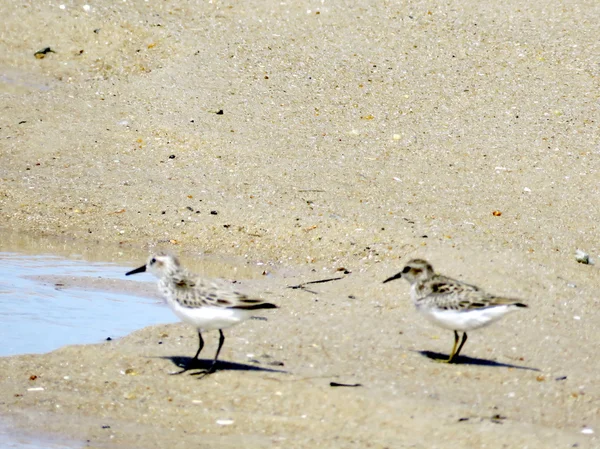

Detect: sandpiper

[384,259,527,363]
[126,253,277,374]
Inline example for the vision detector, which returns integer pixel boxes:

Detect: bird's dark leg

[452,332,468,361]
[192,331,204,360]
[206,329,225,374]
[171,330,204,375]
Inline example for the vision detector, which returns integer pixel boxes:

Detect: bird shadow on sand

[157,356,289,376]
[417,350,540,371]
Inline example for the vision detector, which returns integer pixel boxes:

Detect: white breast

[418,304,517,332]
[166,297,253,331]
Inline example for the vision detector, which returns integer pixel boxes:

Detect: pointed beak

[126,264,147,276]
[383,272,403,284]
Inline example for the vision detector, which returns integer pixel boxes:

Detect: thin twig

[287,276,345,294]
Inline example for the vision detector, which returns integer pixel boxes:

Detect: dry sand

[1,0,599,447]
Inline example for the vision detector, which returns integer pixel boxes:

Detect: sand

[1,0,599,447]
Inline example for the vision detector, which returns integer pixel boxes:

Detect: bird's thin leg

[436,330,460,363]
[171,331,204,375]
[452,332,468,361]
[192,331,204,360]
[206,329,225,374]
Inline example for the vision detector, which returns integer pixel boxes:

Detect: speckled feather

[385,258,527,312]
[414,274,527,311]
[159,272,276,310]
[149,253,277,311]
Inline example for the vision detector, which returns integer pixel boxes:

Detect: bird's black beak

[126,265,147,276]
[383,272,402,284]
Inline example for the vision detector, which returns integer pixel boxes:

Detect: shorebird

[383,259,527,363]
[126,253,277,374]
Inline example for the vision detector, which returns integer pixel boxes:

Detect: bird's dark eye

[150,258,156,265]
[402,266,411,273]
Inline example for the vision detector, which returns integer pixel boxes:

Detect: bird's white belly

[418,305,515,331]
[167,300,252,331]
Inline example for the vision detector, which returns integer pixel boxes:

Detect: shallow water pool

[0,251,179,447]
[0,252,176,357]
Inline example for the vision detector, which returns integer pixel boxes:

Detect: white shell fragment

[216,419,234,426]
[575,249,592,265]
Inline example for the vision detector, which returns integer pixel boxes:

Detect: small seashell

[216,419,234,426]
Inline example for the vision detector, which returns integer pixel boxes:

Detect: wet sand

[1,0,599,447]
